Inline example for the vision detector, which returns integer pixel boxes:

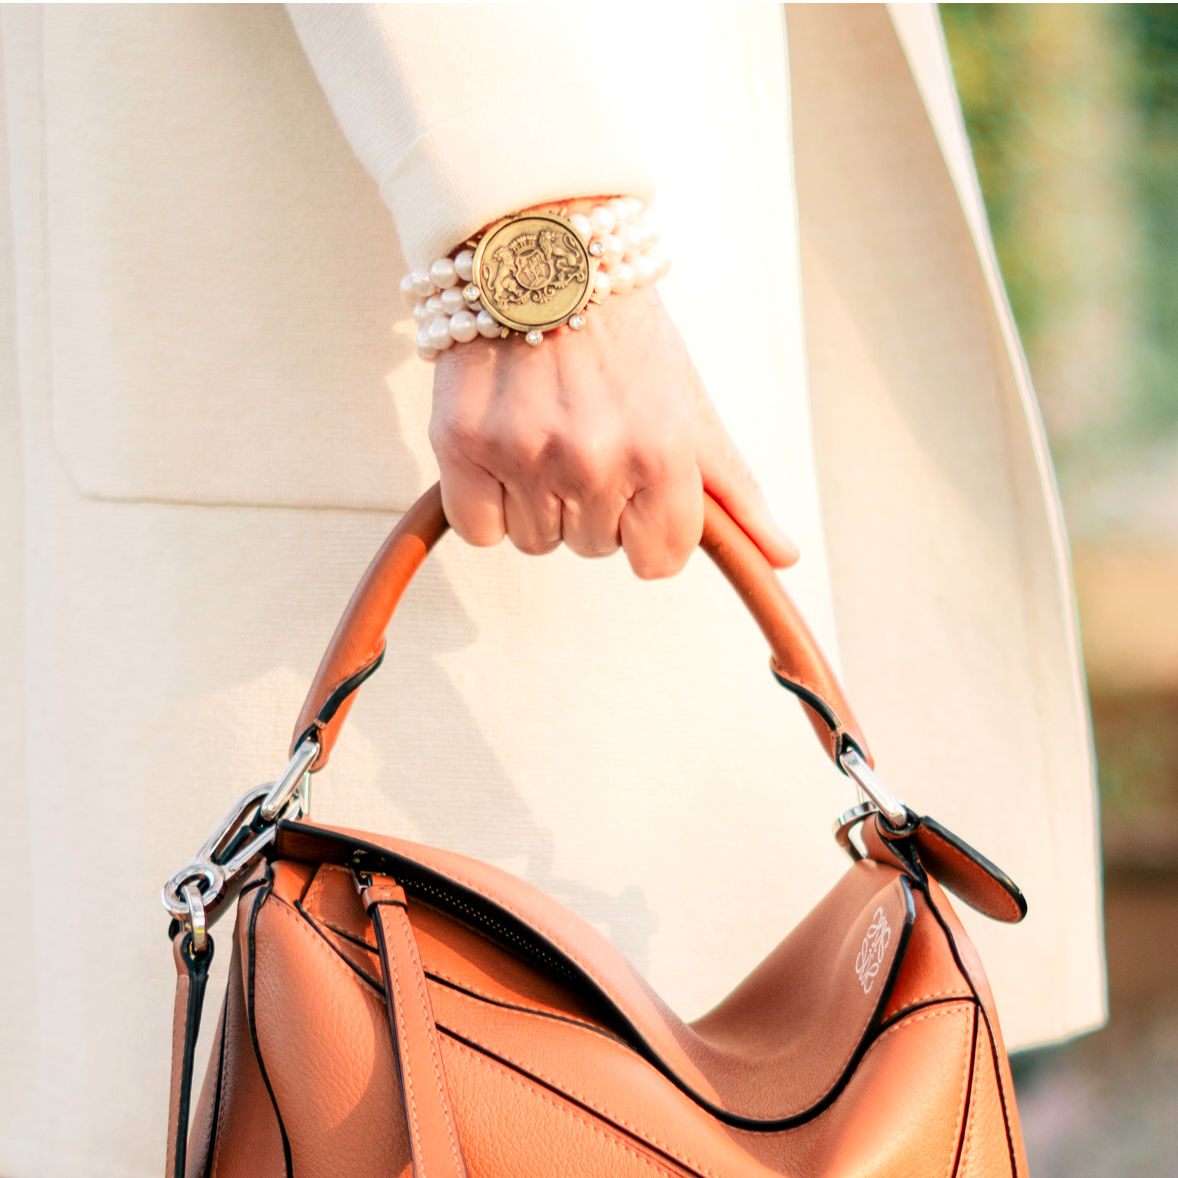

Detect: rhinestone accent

[525,329,543,346]
[588,241,605,257]
[463,283,480,303]
[568,315,585,331]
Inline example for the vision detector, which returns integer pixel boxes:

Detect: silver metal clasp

[260,738,318,821]
[838,747,909,828]
[161,740,319,947]
[833,748,912,861]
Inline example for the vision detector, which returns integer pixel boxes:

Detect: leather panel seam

[292,896,625,1043]
[444,1035,706,1178]
[246,882,294,1178]
[950,1007,979,1178]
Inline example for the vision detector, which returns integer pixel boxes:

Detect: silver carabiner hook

[161,741,318,937]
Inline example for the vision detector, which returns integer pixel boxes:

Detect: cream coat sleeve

[285,4,657,267]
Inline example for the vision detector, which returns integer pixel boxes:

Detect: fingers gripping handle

[291,483,871,773]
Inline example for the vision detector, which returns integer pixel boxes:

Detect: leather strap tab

[165,933,214,1178]
[366,877,470,1178]
[291,483,870,772]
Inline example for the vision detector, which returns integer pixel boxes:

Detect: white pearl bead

[619,225,642,260]
[427,317,455,349]
[413,302,432,326]
[440,287,467,315]
[639,220,659,250]
[609,262,635,295]
[425,294,444,317]
[568,212,592,241]
[593,269,612,298]
[622,196,644,221]
[633,256,657,287]
[476,310,501,338]
[608,197,630,225]
[409,268,434,299]
[449,310,479,343]
[652,252,671,280]
[589,205,616,237]
[399,273,417,307]
[454,250,475,282]
[417,343,439,362]
[416,325,432,350]
[430,258,458,289]
[599,234,624,265]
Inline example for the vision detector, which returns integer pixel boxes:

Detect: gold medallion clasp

[472,213,595,334]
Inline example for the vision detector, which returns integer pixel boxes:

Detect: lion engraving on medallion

[481,227,588,311]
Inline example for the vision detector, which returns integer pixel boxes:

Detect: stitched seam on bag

[384,915,427,1176]
[441,948,898,1132]
[979,1008,1020,1176]
[872,1005,974,1178]
[392,864,689,1057]
[388,905,466,1178]
[424,962,606,1028]
[302,864,345,917]
[438,1012,729,1178]
[316,913,377,954]
[893,989,974,1009]
[296,900,620,1043]
[293,842,911,1130]
[919,832,1019,920]
[959,1044,977,1178]
[405,881,577,979]
[306,889,589,1019]
[949,1009,978,1178]
[263,895,386,989]
[445,1037,701,1178]
[209,998,234,1178]
[323,644,383,711]
[874,1003,972,1042]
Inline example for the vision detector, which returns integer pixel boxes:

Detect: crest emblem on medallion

[473,214,594,333]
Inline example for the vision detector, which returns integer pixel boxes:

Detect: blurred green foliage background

[940,10,1178,1174]
[943,5,1178,507]
[942,3,1178,861]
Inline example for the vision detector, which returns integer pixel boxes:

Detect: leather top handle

[291,483,872,774]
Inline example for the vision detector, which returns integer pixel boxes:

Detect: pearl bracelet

[399,197,670,361]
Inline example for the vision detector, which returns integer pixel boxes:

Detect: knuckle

[510,534,560,557]
[625,425,691,486]
[565,426,622,483]
[628,543,691,581]
[566,536,619,559]
[493,420,555,476]
[451,519,504,549]
[429,412,486,462]
[630,556,678,582]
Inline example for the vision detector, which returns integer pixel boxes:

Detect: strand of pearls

[401,197,671,361]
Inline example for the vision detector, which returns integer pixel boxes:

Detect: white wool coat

[0,6,1103,1176]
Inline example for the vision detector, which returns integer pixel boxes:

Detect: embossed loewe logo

[855,907,892,995]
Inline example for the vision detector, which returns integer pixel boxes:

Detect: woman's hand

[429,285,798,580]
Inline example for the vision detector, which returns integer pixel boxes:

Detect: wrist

[401,196,669,361]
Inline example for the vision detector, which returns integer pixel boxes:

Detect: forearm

[284,4,655,268]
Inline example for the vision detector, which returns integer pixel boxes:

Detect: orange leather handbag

[163,485,1030,1178]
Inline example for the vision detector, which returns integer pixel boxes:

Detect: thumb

[695,402,799,569]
